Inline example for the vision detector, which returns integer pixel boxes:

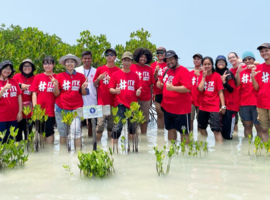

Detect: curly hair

[133,48,153,64]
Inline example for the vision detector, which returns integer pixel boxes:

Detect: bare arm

[17,94,23,122]
[32,92,37,107]
[198,76,205,92]
[251,69,260,91]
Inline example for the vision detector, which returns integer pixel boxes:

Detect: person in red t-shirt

[109,52,141,152]
[157,50,192,143]
[13,59,36,142]
[235,51,262,138]
[0,60,22,143]
[251,43,270,142]
[150,47,167,130]
[130,48,154,135]
[197,57,225,143]
[190,53,203,132]
[53,54,88,150]
[30,56,57,144]
[215,55,239,140]
[93,48,120,141]
[228,52,242,133]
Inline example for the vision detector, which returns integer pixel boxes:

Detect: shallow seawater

[1,121,270,200]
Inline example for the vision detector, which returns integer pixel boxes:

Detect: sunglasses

[106,53,115,57]
[156,51,165,55]
[243,57,253,62]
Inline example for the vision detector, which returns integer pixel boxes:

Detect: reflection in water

[1,121,270,200]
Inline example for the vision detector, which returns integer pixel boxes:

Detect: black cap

[193,53,203,60]
[0,60,15,78]
[257,43,270,50]
[163,50,179,62]
[105,48,117,56]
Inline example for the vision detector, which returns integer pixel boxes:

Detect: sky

[0,0,270,67]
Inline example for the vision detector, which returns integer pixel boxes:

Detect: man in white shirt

[75,51,97,137]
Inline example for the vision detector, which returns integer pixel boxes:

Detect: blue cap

[215,55,227,67]
[242,51,255,60]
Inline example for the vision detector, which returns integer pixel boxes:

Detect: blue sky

[1,0,269,67]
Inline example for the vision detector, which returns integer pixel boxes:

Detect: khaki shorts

[257,108,270,130]
[96,115,113,133]
[191,104,199,121]
[138,100,151,122]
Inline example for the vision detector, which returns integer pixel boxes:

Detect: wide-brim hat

[59,54,81,67]
[0,60,15,78]
[163,50,179,62]
[19,58,36,72]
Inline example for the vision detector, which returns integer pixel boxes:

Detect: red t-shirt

[0,78,22,122]
[29,73,57,117]
[255,63,270,109]
[230,67,238,76]
[130,64,154,101]
[93,65,120,106]
[198,72,224,112]
[224,79,239,111]
[108,70,141,109]
[13,73,35,118]
[161,66,192,115]
[150,61,167,95]
[190,70,202,107]
[55,72,85,110]
[239,66,257,106]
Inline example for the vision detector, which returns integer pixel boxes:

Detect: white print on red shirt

[103,75,110,85]
[62,80,71,91]
[163,74,168,83]
[241,74,251,83]
[71,80,80,91]
[158,69,163,76]
[262,72,269,83]
[142,71,150,81]
[38,81,54,92]
[136,72,142,80]
[205,81,214,92]
[119,79,127,90]
[1,86,17,98]
[127,80,135,91]
[192,76,199,85]
[166,76,174,85]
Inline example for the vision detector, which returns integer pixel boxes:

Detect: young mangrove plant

[22,105,32,152]
[31,104,48,151]
[0,127,28,171]
[61,110,79,152]
[63,164,74,175]
[77,147,115,178]
[112,106,120,153]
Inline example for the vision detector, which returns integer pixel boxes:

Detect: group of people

[0,42,270,150]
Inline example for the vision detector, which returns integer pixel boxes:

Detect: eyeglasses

[106,53,115,57]
[243,57,253,62]
[23,65,32,68]
[218,61,226,64]
[156,51,165,55]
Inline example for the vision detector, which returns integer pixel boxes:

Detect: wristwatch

[19,83,22,89]
[221,106,226,109]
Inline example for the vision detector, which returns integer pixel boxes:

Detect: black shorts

[162,107,191,134]
[154,94,163,104]
[37,117,55,137]
[198,110,221,132]
[221,110,236,140]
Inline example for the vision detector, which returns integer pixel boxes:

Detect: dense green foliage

[77,147,115,178]
[0,127,28,171]
[0,24,157,73]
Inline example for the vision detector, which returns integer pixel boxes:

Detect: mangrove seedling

[31,104,47,151]
[61,110,79,152]
[77,147,115,178]
[22,105,32,152]
[153,145,166,176]
[63,164,74,175]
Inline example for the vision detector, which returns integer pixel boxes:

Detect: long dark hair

[202,56,215,73]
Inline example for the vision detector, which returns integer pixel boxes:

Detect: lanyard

[84,68,91,79]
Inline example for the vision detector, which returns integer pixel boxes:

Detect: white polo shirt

[75,65,97,106]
